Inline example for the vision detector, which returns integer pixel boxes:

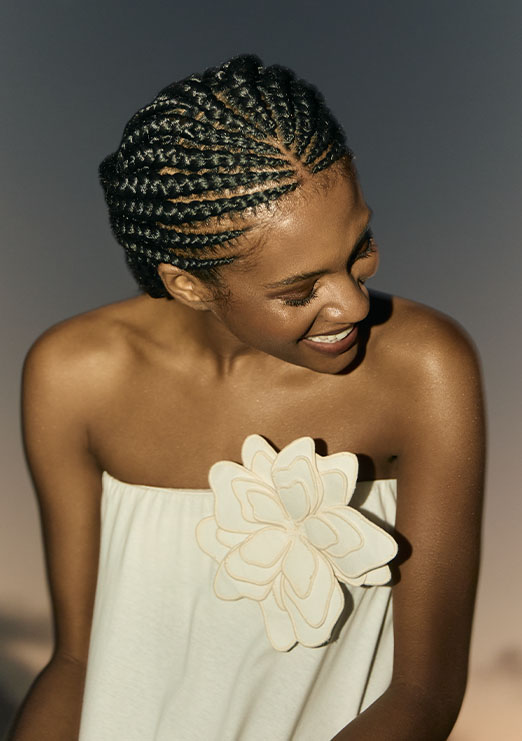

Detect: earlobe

[157,263,213,310]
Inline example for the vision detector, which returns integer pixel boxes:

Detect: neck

[149,295,273,376]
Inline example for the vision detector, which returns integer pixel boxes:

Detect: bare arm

[9,329,104,740]
[332,317,486,740]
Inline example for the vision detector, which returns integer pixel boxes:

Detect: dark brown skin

[11,168,485,740]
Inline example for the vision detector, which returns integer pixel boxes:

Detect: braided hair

[99,54,352,298]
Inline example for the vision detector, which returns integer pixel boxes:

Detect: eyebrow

[262,212,374,290]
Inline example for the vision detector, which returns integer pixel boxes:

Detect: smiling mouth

[304,326,353,344]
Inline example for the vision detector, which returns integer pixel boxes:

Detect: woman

[11,54,485,740]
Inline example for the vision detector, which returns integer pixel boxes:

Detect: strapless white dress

[78,435,398,741]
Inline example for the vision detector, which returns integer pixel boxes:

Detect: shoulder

[23,297,148,400]
[366,291,485,450]
[368,290,482,386]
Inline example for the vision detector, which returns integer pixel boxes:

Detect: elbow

[390,676,467,738]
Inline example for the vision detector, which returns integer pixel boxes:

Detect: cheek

[261,301,315,337]
[224,299,310,345]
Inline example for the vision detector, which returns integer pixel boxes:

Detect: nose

[318,274,370,327]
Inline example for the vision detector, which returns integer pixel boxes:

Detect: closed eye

[282,230,376,307]
[282,285,320,307]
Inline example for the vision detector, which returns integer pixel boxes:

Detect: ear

[157,263,215,310]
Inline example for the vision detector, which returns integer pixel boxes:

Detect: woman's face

[209,168,378,375]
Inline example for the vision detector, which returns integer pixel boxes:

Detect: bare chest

[89,359,401,488]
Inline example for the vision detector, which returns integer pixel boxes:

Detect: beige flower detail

[195,435,398,652]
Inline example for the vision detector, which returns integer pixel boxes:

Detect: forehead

[228,168,368,280]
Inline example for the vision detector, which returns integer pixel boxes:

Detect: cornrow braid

[99,54,352,298]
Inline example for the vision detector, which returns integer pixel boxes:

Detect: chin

[310,343,362,373]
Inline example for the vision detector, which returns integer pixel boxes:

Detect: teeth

[306,327,352,343]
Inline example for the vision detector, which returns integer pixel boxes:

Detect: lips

[304,325,353,340]
[301,326,359,356]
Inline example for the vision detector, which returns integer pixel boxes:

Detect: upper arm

[391,313,486,712]
[22,326,104,665]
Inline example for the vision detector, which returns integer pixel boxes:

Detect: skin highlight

[157,167,377,376]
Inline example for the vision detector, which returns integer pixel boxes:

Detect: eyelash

[282,231,376,307]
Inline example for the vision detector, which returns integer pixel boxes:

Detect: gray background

[2,1,521,737]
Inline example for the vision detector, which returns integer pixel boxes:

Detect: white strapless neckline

[102,469,397,494]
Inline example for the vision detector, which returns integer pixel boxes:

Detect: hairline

[213,156,355,280]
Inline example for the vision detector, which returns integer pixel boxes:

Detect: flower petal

[230,476,283,524]
[324,507,398,580]
[273,436,317,466]
[302,515,339,551]
[282,563,345,647]
[258,589,297,651]
[241,434,277,485]
[214,561,271,601]
[195,516,230,563]
[282,536,318,599]
[239,527,290,567]
[209,461,262,533]
[277,480,310,523]
[224,543,284,586]
[362,564,393,586]
[215,527,246,549]
[272,572,285,611]
[282,551,337,628]
[316,451,359,507]
[272,437,323,521]
[272,437,323,515]
[320,510,364,558]
[213,561,242,600]
[246,489,289,525]
[340,573,366,587]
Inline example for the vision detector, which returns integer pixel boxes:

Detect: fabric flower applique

[195,435,398,651]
